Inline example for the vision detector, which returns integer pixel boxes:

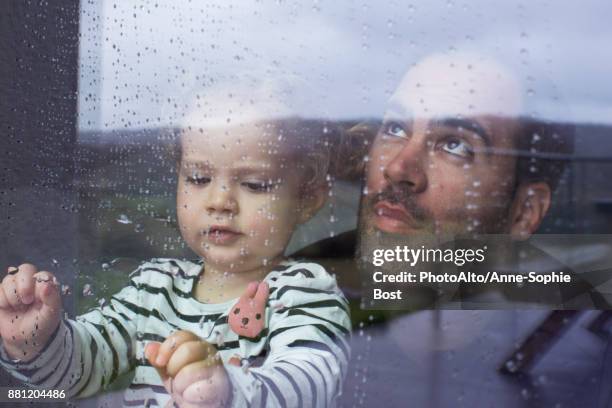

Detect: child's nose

[206,182,238,214]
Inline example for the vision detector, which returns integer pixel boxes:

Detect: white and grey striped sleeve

[0,266,147,399]
[226,262,352,408]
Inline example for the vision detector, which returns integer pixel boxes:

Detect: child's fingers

[33,272,60,310]
[1,274,21,309]
[0,267,17,309]
[156,330,200,367]
[166,340,217,377]
[181,365,229,406]
[172,359,216,395]
[0,285,10,310]
[15,265,36,305]
[145,342,170,382]
[145,342,161,364]
[174,357,225,395]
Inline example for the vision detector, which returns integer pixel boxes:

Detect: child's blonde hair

[164,76,342,197]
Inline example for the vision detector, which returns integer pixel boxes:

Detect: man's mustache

[368,186,430,223]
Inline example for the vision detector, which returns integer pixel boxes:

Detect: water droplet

[117,214,132,224]
[520,388,531,400]
[82,284,94,297]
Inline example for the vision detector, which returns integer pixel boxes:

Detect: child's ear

[297,183,329,224]
[508,181,551,240]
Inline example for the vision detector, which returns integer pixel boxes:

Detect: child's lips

[204,226,242,244]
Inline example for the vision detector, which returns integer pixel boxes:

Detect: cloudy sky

[78,0,612,131]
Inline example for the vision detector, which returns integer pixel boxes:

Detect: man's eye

[186,176,211,185]
[382,121,408,139]
[242,181,274,193]
[440,138,473,158]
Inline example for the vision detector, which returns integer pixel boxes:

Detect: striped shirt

[0,258,351,407]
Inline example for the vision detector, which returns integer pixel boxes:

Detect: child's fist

[145,331,230,408]
[0,264,62,361]
[228,281,269,338]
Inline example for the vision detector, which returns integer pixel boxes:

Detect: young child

[0,85,351,407]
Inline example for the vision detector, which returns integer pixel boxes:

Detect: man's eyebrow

[434,117,492,147]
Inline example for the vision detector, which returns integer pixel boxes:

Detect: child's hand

[145,331,231,408]
[0,264,62,361]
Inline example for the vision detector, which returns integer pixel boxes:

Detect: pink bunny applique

[228,281,269,338]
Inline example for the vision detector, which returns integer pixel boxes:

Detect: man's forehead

[387,52,524,120]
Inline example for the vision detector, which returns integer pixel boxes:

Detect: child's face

[177,123,304,273]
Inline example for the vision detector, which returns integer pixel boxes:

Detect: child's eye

[186,176,211,185]
[242,181,275,193]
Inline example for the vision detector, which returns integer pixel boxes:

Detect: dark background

[1,1,79,402]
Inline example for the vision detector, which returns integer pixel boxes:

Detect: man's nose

[205,180,238,214]
[383,140,428,193]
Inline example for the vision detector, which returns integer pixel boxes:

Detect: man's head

[359,51,572,250]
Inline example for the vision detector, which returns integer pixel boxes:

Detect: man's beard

[358,185,436,272]
[356,183,514,272]
[357,202,440,274]
[367,185,432,226]
[355,189,447,308]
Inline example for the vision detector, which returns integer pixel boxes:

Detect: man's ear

[297,184,329,224]
[508,182,552,240]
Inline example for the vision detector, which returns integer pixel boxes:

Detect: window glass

[2,1,611,407]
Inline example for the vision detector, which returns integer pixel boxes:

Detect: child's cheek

[247,205,285,250]
[243,205,267,237]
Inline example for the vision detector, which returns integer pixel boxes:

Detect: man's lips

[373,201,418,231]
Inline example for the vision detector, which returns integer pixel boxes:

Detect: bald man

[298,50,608,407]
[302,51,605,309]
